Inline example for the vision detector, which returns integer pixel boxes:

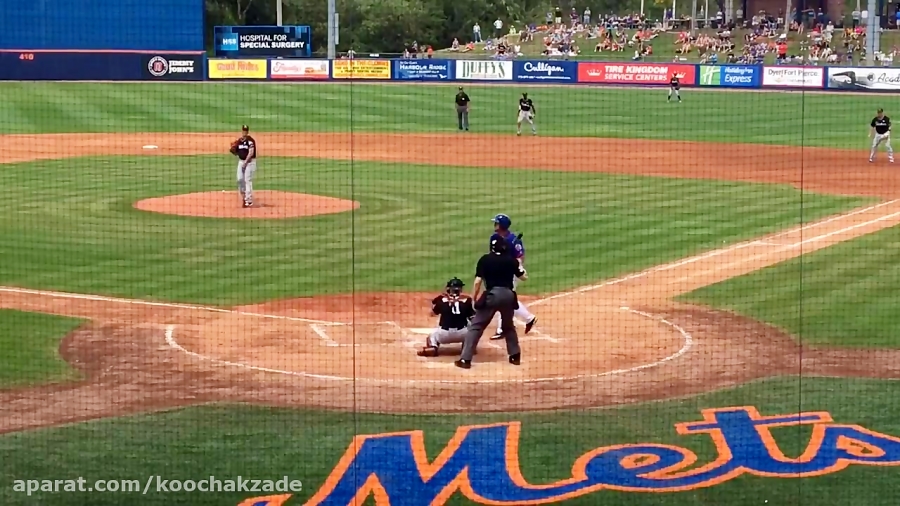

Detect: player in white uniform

[870,108,894,163]
[488,214,537,339]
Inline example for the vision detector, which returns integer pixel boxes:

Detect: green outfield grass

[2,80,898,506]
[1,155,860,304]
[2,376,900,505]
[682,225,900,348]
[0,309,83,387]
[0,82,887,150]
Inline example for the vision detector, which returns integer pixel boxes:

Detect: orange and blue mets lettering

[238,406,900,506]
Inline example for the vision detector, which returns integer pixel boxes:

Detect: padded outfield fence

[5,5,900,506]
[6,53,900,92]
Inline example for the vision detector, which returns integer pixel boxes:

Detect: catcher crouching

[417,278,476,357]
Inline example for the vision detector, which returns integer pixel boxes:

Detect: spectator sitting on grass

[450,38,460,51]
[631,43,653,60]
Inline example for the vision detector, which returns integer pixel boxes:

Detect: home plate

[142,145,159,150]
[409,328,432,334]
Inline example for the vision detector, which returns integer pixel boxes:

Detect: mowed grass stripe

[0,82,888,148]
[0,155,863,303]
[682,225,900,348]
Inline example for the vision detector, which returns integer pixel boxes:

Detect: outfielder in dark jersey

[870,108,894,163]
[516,93,536,136]
[417,277,476,357]
[667,73,682,103]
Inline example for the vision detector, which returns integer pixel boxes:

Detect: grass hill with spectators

[436,24,900,66]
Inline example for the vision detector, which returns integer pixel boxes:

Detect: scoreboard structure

[214,26,312,58]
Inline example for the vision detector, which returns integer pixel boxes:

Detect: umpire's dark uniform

[455,87,470,131]
[456,238,526,368]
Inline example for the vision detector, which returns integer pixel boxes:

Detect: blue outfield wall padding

[1,0,204,51]
[0,52,206,81]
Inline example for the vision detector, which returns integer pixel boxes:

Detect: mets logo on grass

[237,406,900,505]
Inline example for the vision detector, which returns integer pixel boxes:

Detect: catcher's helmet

[492,213,512,230]
[446,277,465,295]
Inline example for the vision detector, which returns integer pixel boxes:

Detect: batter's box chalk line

[165,307,694,385]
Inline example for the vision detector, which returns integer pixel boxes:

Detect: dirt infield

[134,190,359,219]
[2,131,900,433]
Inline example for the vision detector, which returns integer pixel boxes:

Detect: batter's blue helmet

[492,214,512,230]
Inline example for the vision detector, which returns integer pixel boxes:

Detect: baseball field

[2,81,900,506]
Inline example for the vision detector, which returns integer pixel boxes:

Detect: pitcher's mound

[134,191,359,219]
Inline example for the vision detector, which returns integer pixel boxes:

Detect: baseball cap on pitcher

[242,125,249,131]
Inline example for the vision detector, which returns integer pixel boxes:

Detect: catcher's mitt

[229,140,239,156]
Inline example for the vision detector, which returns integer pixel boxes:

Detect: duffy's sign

[239,406,900,505]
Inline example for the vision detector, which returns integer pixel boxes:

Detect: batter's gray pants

[460,287,520,361]
[456,105,469,130]
[237,159,257,203]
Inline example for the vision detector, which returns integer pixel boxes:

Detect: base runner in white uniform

[870,108,894,163]
[417,278,476,357]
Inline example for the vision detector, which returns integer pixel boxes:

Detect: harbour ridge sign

[238,406,900,505]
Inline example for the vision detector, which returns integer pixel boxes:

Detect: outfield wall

[3,53,900,92]
[0,0,204,51]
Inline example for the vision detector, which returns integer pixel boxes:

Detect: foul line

[0,287,340,325]
[164,308,693,384]
[2,199,895,326]
[529,199,900,307]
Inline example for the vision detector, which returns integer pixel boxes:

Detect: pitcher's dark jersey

[235,135,257,161]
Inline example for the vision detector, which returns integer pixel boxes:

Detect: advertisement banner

[513,60,577,82]
[455,60,513,81]
[208,59,267,79]
[827,67,900,91]
[142,54,204,81]
[698,65,760,87]
[332,59,391,79]
[270,59,329,80]
[392,60,452,80]
[577,63,696,85]
[761,66,824,88]
[214,25,311,58]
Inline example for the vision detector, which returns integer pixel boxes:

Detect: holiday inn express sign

[239,406,900,505]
